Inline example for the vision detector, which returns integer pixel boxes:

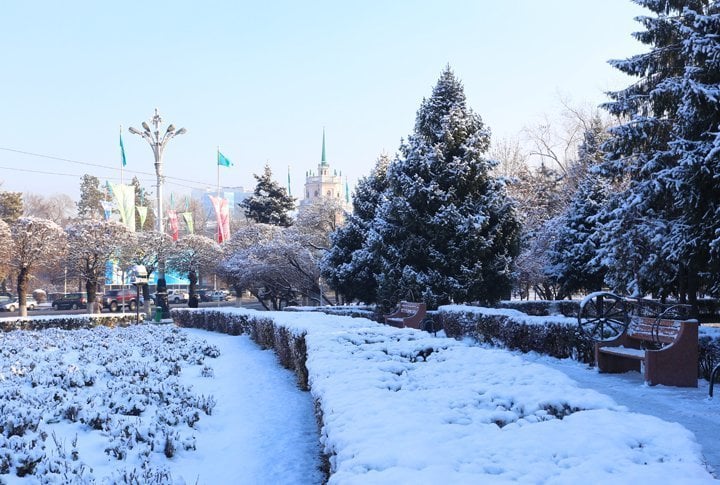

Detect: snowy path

[524,352,720,477]
[174,329,323,485]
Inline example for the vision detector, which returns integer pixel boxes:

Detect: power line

[0,147,241,192]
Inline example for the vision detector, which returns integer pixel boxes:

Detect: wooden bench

[383,301,426,329]
[595,315,699,387]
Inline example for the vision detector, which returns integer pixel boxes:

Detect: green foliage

[371,67,520,308]
[0,192,23,224]
[76,175,107,220]
[241,164,296,226]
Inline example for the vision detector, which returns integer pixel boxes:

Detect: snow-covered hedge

[497,299,580,317]
[172,307,715,483]
[440,305,720,380]
[0,313,145,332]
[439,305,594,363]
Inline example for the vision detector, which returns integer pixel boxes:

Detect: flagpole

[217,146,220,197]
[119,125,124,185]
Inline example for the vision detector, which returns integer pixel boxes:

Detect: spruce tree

[370,67,520,308]
[545,120,612,296]
[241,164,296,227]
[0,191,23,224]
[77,174,107,220]
[600,0,720,301]
[321,154,390,303]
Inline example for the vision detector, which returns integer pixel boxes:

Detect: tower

[302,129,345,206]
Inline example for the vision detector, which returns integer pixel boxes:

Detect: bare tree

[8,217,67,316]
[166,234,221,307]
[23,193,76,226]
[66,220,131,313]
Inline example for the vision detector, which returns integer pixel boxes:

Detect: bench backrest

[627,316,683,344]
[398,301,423,315]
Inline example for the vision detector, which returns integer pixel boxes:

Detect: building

[302,129,349,208]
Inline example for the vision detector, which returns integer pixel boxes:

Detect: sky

[0,0,646,203]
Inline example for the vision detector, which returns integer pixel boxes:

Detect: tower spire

[321,127,327,166]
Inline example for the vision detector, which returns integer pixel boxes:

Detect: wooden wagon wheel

[578,292,630,341]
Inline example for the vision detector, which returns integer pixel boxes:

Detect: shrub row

[171,309,311,390]
[0,314,146,332]
[440,308,594,363]
[440,306,720,381]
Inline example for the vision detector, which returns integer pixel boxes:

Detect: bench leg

[596,346,641,374]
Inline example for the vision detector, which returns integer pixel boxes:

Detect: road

[0,298,268,318]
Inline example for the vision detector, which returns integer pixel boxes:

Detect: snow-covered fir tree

[241,164,296,227]
[369,67,520,308]
[320,154,390,303]
[600,0,720,301]
[545,120,613,296]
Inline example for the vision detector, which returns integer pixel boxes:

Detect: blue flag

[218,150,233,167]
[120,129,127,167]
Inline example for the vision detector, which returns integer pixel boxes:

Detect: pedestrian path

[524,352,720,477]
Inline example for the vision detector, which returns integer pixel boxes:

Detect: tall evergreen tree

[77,174,107,220]
[370,67,520,309]
[321,154,390,303]
[241,164,296,227]
[600,0,720,301]
[545,119,613,296]
[0,191,23,224]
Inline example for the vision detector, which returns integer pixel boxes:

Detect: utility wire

[0,147,239,192]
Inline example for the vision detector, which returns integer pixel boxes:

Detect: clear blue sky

[0,0,645,202]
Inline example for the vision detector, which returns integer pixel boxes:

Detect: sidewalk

[523,352,720,477]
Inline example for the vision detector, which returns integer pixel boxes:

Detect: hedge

[439,305,720,381]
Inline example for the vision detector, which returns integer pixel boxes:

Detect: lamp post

[129,108,186,318]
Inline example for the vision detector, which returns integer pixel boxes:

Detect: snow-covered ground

[0,309,718,483]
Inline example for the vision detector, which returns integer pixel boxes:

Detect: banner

[181,212,194,234]
[110,183,136,231]
[209,195,230,243]
[167,210,179,241]
[136,206,148,230]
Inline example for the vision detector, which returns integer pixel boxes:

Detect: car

[166,289,189,304]
[209,290,232,301]
[51,293,88,310]
[197,288,214,302]
[101,288,141,312]
[2,297,37,312]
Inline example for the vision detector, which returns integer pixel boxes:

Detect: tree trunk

[86,278,99,314]
[188,270,199,308]
[17,266,29,318]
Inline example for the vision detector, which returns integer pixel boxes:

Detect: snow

[0,310,717,483]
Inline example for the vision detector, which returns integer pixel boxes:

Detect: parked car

[209,290,232,301]
[102,288,142,312]
[52,293,88,310]
[166,289,189,304]
[2,297,37,312]
[197,288,213,302]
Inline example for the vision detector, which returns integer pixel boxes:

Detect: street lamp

[129,108,187,318]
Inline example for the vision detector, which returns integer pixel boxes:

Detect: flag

[182,212,194,234]
[110,183,136,231]
[209,195,230,243]
[120,129,127,167]
[218,150,233,167]
[136,206,148,230]
[168,210,179,241]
